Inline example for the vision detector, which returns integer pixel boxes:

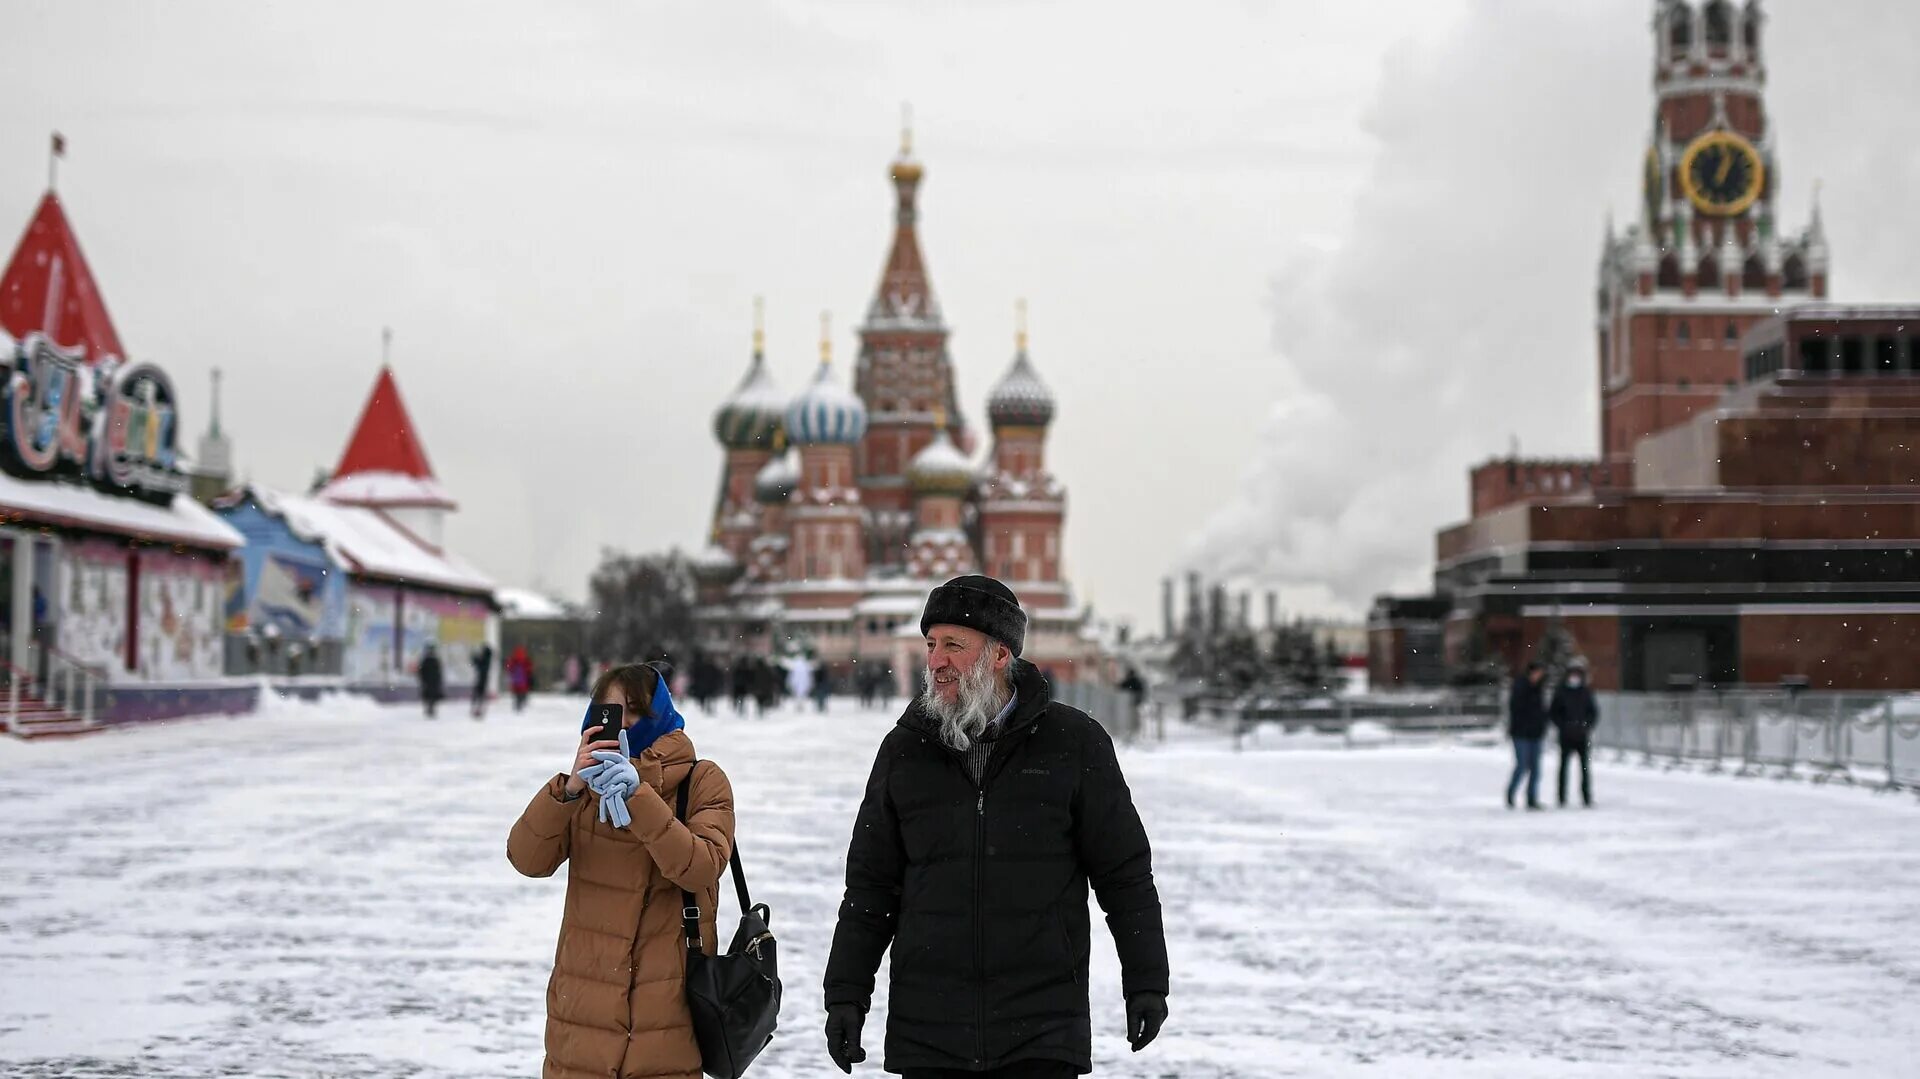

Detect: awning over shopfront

[0,470,242,550]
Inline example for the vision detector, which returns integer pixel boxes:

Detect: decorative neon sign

[0,333,187,504]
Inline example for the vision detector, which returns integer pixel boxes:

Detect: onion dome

[712,301,787,450]
[891,107,923,184]
[907,425,972,497]
[987,304,1055,427]
[784,314,868,446]
[754,450,799,504]
[689,544,743,586]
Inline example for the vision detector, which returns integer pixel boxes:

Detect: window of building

[1668,6,1693,54]
[1658,255,1682,290]
[1800,337,1831,375]
[1840,336,1866,375]
[1697,257,1720,291]
[1724,321,1738,343]
[1678,378,1691,390]
[1783,254,1808,290]
[1704,1,1732,47]
[1875,337,1900,373]
[1743,256,1765,291]
[1676,320,1691,342]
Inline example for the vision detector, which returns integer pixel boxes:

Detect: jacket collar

[898,658,1052,742]
[642,730,698,793]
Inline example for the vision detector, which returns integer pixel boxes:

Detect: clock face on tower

[1679,131,1765,216]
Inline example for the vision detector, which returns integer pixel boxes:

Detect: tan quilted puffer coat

[508,730,734,1079]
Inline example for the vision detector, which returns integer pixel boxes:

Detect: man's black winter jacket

[823,660,1168,1074]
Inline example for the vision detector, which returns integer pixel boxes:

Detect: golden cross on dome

[1015,298,1028,352]
[753,295,765,355]
[819,311,832,366]
[900,102,913,157]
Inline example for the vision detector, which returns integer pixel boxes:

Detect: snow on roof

[317,470,457,510]
[247,487,492,596]
[0,472,243,550]
[854,591,933,616]
[779,607,855,623]
[495,586,571,620]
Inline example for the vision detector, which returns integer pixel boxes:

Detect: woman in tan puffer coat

[509,662,735,1079]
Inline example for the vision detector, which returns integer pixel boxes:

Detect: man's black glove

[1126,991,1168,1052]
[825,1003,868,1073]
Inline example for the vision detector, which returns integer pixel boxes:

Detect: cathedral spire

[867,116,942,330]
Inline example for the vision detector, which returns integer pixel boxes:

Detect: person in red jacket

[506,645,535,712]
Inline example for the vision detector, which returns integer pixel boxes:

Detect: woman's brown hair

[590,662,663,718]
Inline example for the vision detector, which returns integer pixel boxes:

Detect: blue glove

[586,729,640,829]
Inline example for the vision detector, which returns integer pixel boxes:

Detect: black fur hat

[920,574,1027,657]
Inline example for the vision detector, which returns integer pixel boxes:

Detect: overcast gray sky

[1,1,1915,631]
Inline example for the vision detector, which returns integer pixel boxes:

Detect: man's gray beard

[920,649,1007,751]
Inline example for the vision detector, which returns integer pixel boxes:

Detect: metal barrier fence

[1053,681,1144,744]
[1181,690,1502,750]
[1593,690,1920,795]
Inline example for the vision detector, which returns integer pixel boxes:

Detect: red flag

[50,132,65,158]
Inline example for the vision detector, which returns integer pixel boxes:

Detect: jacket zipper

[974,783,986,1067]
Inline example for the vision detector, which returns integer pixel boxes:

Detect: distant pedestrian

[787,654,814,706]
[471,640,496,719]
[728,654,751,715]
[752,657,779,715]
[417,643,444,719]
[1506,661,1549,810]
[506,645,534,711]
[811,664,831,713]
[1551,660,1600,808]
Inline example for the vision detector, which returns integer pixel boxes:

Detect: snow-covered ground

[1,694,1916,1078]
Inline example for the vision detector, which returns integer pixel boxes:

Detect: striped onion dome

[753,450,800,503]
[986,348,1055,427]
[712,351,786,450]
[784,362,868,446]
[907,426,973,497]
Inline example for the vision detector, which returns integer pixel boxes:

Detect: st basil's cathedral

[690,131,1097,683]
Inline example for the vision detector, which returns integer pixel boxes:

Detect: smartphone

[592,702,624,746]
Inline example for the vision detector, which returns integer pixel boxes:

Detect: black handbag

[676,763,781,1079]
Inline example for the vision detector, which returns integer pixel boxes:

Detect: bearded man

[823,575,1169,1078]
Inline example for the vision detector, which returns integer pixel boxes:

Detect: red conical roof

[321,366,456,510]
[0,191,128,362]
[336,366,436,479]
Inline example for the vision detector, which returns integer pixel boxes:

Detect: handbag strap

[676,760,753,952]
